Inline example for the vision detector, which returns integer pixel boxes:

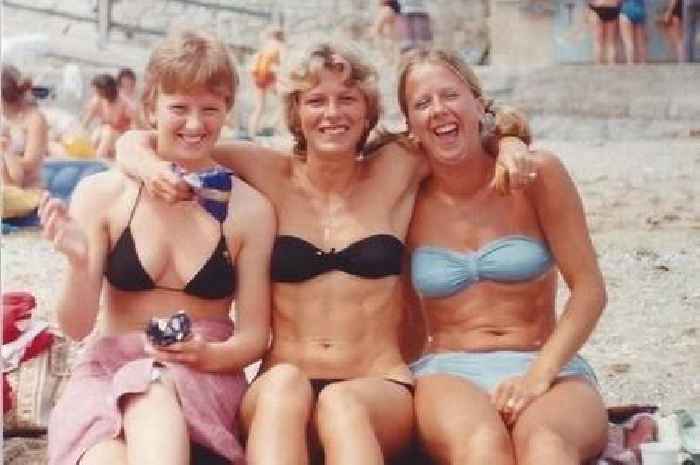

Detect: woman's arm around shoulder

[367,136,429,192]
[115,130,290,202]
[211,140,289,198]
[203,180,276,372]
[40,170,128,340]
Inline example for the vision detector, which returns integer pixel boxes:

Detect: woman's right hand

[39,193,88,265]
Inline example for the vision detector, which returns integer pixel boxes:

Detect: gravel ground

[2,138,699,419]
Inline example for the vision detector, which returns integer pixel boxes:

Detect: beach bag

[3,332,74,434]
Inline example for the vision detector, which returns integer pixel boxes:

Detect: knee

[315,384,369,434]
[449,426,514,465]
[513,427,574,464]
[255,364,313,414]
[122,376,178,414]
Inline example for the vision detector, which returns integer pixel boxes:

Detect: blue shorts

[410,350,598,392]
[621,0,647,24]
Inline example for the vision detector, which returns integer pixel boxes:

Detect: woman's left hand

[145,333,212,371]
[491,374,551,425]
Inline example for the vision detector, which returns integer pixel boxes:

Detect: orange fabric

[251,48,280,90]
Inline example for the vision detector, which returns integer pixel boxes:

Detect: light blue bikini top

[411,235,553,299]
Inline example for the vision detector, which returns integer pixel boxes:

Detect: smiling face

[154,87,227,169]
[297,69,368,157]
[404,62,484,166]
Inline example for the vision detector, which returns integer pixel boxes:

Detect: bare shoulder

[367,138,427,180]
[227,177,275,227]
[70,169,134,212]
[530,148,569,177]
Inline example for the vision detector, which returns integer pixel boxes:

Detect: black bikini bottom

[310,378,415,397]
[589,4,622,21]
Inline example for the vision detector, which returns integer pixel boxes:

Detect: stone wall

[3,0,490,64]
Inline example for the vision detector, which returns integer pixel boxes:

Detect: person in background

[619,0,648,63]
[396,0,433,54]
[682,0,700,61]
[588,0,622,64]
[82,73,137,159]
[399,48,608,465]
[662,0,684,61]
[248,26,285,140]
[1,64,48,219]
[44,28,274,465]
[372,0,401,65]
[116,67,146,128]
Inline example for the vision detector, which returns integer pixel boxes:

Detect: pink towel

[48,318,247,465]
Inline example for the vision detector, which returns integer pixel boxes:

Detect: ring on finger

[527,172,538,181]
[506,398,516,409]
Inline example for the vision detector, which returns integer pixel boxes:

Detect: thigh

[414,375,510,464]
[512,377,608,460]
[80,439,128,465]
[317,377,415,458]
[239,364,314,434]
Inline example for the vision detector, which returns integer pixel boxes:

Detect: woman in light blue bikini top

[411,235,553,299]
[397,47,608,465]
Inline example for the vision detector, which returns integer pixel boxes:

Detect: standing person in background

[588,0,622,64]
[1,64,48,220]
[372,0,401,65]
[619,0,648,63]
[396,0,433,54]
[248,26,285,140]
[82,73,136,159]
[662,0,684,61]
[682,0,700,61]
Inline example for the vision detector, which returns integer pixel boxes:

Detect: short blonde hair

[280,41,381,156]
[142,29,238,119]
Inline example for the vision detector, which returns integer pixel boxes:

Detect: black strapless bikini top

[270,234,404,283]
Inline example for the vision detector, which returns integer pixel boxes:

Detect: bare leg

[121,375,190,465]
[619,15,636,63]
[666,17,685,62]
[511,377,608,465]
[314,378,414,465]
[603,20,620,64]
[636,23,648,63]
[248,87,267,140]
[590,12,605,64]
[80,439,128,465]
[240,364,314,465]
[414,375,514,465]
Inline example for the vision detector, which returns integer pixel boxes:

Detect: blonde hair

[396,48,531,150]
[280,41,381,156]
[142,29,238,120]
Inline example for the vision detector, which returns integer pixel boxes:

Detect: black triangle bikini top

[104,185,236,300]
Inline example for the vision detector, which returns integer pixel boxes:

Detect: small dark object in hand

[146,311,192,347]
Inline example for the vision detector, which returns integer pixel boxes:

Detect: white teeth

[320,126,348,135]
[434,123,458,135]
[180,135,204,143]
